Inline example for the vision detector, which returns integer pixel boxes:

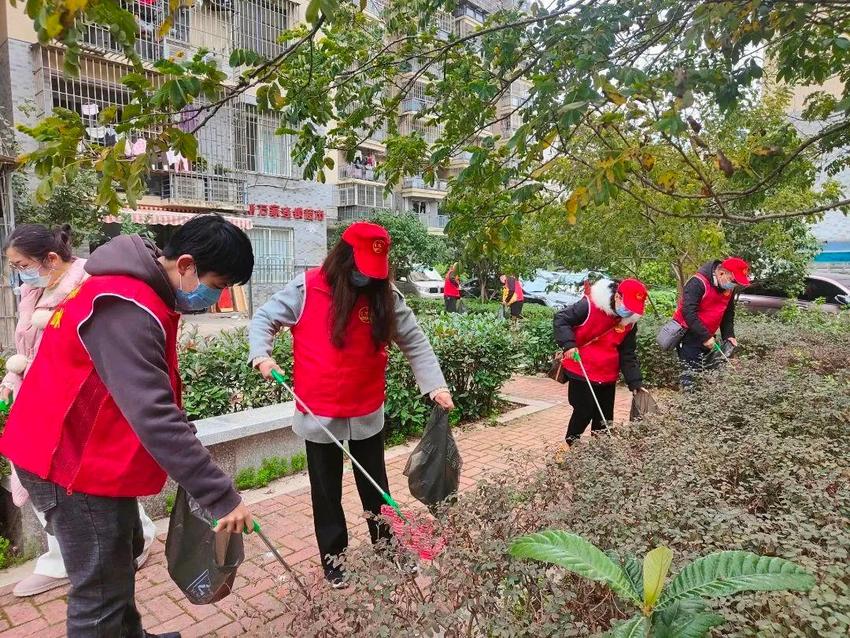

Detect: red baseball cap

[341,222,392,279]
[721,257,751,286]
[618,278,648,315]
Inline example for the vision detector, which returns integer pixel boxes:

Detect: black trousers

[565,378,616,444]
[677,336,720,390]
[444,296,458,313]
[510,301,524,318]
[305,431,392,577]
[17,469,145,638]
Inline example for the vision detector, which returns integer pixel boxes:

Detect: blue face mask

[18,267,51,288]
[350,270,371,287]
[721,280,737,291]
[615,306,634,318]
[175,270,222,312]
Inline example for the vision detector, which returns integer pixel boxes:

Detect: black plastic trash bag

[630,391,659,422]
[404,406,463,506]
[165,487,244,605]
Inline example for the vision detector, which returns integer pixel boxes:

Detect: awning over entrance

[103,206,253,230]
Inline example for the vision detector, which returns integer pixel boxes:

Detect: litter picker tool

[269,369,445,560]
[571,350,610,432]
[712,341,735,368]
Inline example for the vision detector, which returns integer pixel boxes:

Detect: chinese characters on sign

[246,204,325,221]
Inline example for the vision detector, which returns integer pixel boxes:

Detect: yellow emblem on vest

[358,306,371,323]
[66,285,82,300]
[614,323,626,333]
[48,308,64,329]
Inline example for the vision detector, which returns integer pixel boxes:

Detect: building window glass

[247,227,295,283]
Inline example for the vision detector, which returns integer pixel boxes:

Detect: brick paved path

[0,376,632,637]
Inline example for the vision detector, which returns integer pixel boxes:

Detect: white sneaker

[13,573,69,597]
[136,544,153,570]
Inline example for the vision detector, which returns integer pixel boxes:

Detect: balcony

[399,117,442,145]
[151,170,247,209]
[419,213,449,229]
[400,96,435,114]
[402,176,449,198]
[339,164,384,183]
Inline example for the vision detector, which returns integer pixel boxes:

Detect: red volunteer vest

[0,275,181,497]
[563,297,633,384]
[444,274,460,299]
[514,280,524,302]
[290,268,388,418]
[673,272,733,336]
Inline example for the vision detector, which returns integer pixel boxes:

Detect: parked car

[460,276,503,301]
[396,268,444,299]
[460,270,606,308]
[737,272,850,314]
[522,270,606,309]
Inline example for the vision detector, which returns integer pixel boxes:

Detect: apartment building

[329,0,529,234]
[0,0,332,305]
[787,78,850,270]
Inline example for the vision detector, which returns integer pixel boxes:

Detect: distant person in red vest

[248,221,454,588]
[554,278,648,445]
[444,262,461,312]
[672,257,750,389]
[0,215,255,638]
[500,273,524,319]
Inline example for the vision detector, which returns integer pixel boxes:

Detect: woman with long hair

[248,221,454,588]
[2,224,157,598]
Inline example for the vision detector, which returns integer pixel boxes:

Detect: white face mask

[18,266,51,288]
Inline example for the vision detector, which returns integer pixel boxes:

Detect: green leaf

[510,531,641,604]
[643,546,673,609]
[305,0,320,23]
[624,555,643,599]
[605,615,648,638]
[660,612,725,638]
[658,551,815,609]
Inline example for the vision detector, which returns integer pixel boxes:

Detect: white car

[397,268,445,299]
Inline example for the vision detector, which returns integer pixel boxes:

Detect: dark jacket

[680,261,736,345]
[81,235,241,519]
[553,280,643,391]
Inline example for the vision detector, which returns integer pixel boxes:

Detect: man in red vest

[444,262,461,312]
[0,215,255,638]
[554,277,648,445]
[248,221,453,588]
[672,257,750,389]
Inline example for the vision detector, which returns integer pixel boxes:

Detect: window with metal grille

[235,104,300,178]
[247,226,295,284]
[234,0,298,58]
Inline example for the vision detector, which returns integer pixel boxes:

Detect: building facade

[787,78,850,271]
[328,0,527,234]
[0,0,332,307]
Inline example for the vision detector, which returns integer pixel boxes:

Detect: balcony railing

[354,0,385,16]
[400,97,434,114]
[403,176,449,192]
[340,164,383,182]
[153,170,246,208]
[417,212,449,229]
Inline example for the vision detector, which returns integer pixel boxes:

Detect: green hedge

[180,313,514,445]
[256,319,850,636]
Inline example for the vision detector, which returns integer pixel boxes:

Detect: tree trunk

[673,260,686,299]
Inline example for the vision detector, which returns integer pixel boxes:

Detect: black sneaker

[325,568,349,590]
